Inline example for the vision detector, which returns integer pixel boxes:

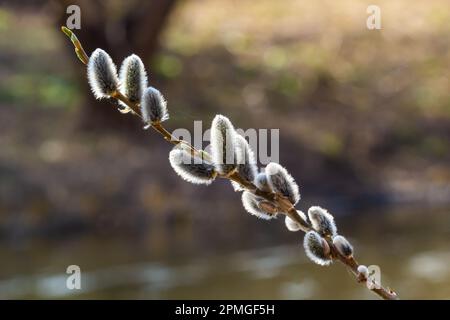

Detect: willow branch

[61,27,398,300]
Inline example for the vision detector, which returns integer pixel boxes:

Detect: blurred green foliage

[0,74,79,108]
[0,8,79,109]
[152,53,183,79]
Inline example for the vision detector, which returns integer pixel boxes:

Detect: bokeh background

[0,0,449,299]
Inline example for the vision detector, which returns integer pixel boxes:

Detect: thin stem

[112,90,203,159]
[61,27,89,64]
[328,243,398,300]
[62,27,399,300]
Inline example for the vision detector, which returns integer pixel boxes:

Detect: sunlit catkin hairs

[169,146,217,185]
[333,235,353,257]
[254,171,272,192]
[87,49,119,99]
[357,265,369,279]
[230,135,257,192]
[235,134,258,183]
[62,27,400,300]
[265,162,300,205]
[241,191,277,220]
[210,115,238,175]
[285,211,307,232]
[303,231,332,266]
[308,206,337,237]
[119,54,147,104]
[141,87,169,123]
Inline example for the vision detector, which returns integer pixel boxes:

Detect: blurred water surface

[0,206,448,299]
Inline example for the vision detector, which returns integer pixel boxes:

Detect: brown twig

[61,27,399,300]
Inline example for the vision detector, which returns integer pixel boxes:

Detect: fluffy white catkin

[210,115,238,175]
[119,54,147,104]
[285,210,307,232]
[303,231,332,266]
[169,147,216,185]
[87,49,119,99]
[141,87,169,123]
[235,134,258,183]
[254,171,272,192]
[332,235,353,257]
[265,162,300,205]
[307,206,337,237]
[241,191,276,220]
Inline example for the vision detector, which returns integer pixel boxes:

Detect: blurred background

[0,0,449,299]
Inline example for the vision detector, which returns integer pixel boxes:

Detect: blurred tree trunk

[55,0,177,130]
